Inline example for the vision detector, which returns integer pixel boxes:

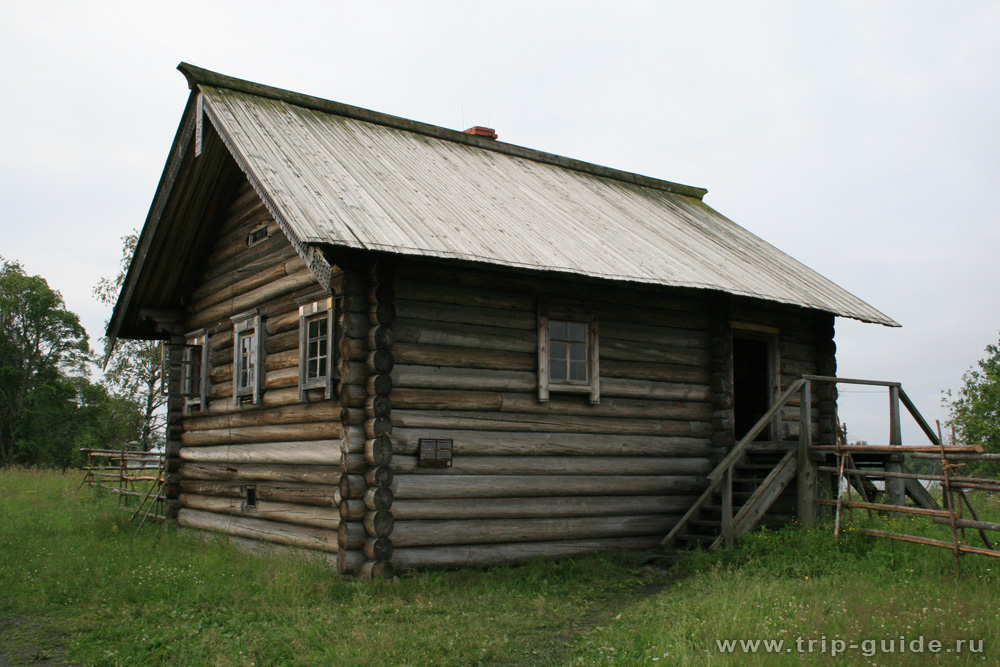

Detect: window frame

[181,329,210,414]
[297,293,337,400]
[232,310,263,405]
[538,304,600,404]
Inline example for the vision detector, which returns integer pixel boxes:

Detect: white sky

[2,1,998,444]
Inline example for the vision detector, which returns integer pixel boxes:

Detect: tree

[947,333,1000,477]
[94,233,166,450]
[0,258,90,464]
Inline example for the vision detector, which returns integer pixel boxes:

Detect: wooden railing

[79,448,167,529]
[661,375,985,554]
[661,377,810,551]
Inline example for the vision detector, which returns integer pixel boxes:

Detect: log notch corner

[337,259,396,578]
[708,299,735,464]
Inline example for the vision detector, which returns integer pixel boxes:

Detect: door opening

[733,336,773,441]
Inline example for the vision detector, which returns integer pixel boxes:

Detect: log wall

[380,260,715,569]
[174,180,340,556]
[170,183,837,571]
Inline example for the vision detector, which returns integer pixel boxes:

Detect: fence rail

[79,448,167,528]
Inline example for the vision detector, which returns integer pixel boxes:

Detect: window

[298,294,336,400]
[243,484,257,511]
[246,224,270,248]
[232,310,263,405]
[538,305,599,404]
[181,329,210,414]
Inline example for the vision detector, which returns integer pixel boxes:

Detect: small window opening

[247,225,269,248]
[297,294,336,400]
[305,315,328,382]
[237,332,256,392]
[244,485,257,510]
[549,320,589,383]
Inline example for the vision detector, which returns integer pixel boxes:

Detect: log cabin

[108,63,897,577]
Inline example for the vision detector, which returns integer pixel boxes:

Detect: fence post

[887,386,905,507]
[797,379,816,525]
[722,467,734,547]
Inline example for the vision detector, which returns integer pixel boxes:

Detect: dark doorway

[733,337,772,441]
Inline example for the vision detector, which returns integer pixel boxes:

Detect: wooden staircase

[668,445,799,551]
[662,379,812,553]
[662,375,945,555]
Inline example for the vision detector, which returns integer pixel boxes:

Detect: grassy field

[1,469,998,666]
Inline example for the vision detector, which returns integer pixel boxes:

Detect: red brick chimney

[463,126,498,140]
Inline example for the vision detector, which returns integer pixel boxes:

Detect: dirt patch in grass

[0,617,73,667]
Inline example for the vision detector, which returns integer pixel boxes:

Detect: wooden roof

[109,63,897,343]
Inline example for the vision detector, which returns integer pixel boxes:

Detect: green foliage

[947,333,1000,476]
[0,258,91,465]
[94,233,165,450]
[3,470,1000,666]
[0,258,144,467]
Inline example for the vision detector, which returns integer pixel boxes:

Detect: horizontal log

[387,455,712,477]
[338,549,366,575]
[368,325,395,351]
[390,474,707,499]
[364,437,393,466]
[391,536,662,570]
[338,521,366,550]
[393,259,704,313]
[179,493,340,529]
[195,244,299,304]
[364,537,394,562]
[210,349,298,382]
[393,318,533,353]
[393,343,534,372]
[600,320,709,349]
[498,393,712,420]
[391,514,680,547]
[394,281,534,311]
[340,336,368,362]
[265,329,300,355]
[177,462,341,485]
[184,402,340,431]
[190,258,306,315]
[178,508,337,553]
[392,409,713,437]
[201,231,289,280]
[364,511,394,538]
[599,338,710,366]
[601,360,710,385]
[367,349,394,374]
[204,386,329,411]
[364,486,394,511]
[179,441,339,464]
[178,480,338,506]
[367,374,393,397]
[393,364,534,392]
[396,298,535,331]
[181,423,340,446]
[188,271,319,329]
[339,498,366,521]
[390,365,711,402]
[390,495,699,520]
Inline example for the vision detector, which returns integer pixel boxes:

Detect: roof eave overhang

[106,92,200,347]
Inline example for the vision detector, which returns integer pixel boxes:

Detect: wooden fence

[79,448,167,529]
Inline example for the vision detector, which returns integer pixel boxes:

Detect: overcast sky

[2,1,997,444]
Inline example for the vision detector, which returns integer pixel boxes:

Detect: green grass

[1,469,999,666]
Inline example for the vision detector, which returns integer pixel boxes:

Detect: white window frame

[538,304,600,404]
[298,293,336,400]
[232,310,263,405]
[181,329,210,414]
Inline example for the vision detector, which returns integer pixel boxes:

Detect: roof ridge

[177,62,708,200]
